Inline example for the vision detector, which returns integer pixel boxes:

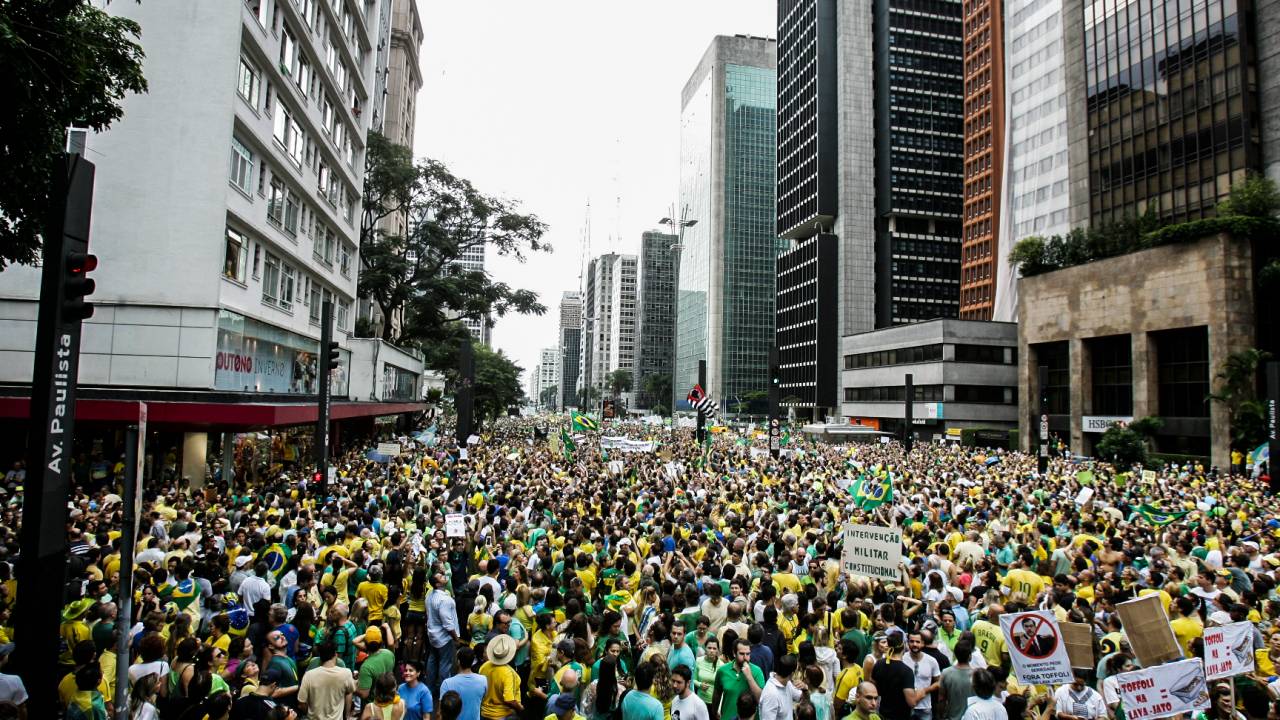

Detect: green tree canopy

[607,369,632,396]
[1,0,147,267]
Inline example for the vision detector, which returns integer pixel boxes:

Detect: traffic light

[313,470,323,484]
[327,341,340,367]
[63,251,97,321]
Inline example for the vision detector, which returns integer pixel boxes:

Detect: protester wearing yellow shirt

[356,567,389,622]
[481,636,524,720]
[970,606,1007,669]
[1169,596,1203,658]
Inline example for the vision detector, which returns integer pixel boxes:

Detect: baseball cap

[553,694,577,713]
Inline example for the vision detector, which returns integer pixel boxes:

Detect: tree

[642,373,673,416]
[358,149,551,344]
[1216,173,1280,218]
[1095,424,1148,466]
[429,336,523,427]
[1208,348,1272,450]
[1,0,147,268]
[1008,236,1048,276]
[539,384,558,408]
[607,369,632,396]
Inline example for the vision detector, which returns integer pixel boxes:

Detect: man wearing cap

[59,598,95,668]
[358,625,396,700]
[545,691,586,720]
[480,634,523,720]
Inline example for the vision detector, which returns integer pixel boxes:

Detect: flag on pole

[1132,503,1190,526]
[559,429,575,460]
[571,411,599,432]
[687,384,717,418]
[850,473,893,510]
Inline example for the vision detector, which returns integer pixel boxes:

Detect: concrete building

[959,0,1005,319]
[677,35,780,412]
[529,347,559,408]
[635,231,676,411]
[775,0,963,418]
[558,291,582,409]
[580,253,637,402]
[840,319,1019,441]
[1017,233,1255,468]
[0,0,425,477]
[455,244,492,345]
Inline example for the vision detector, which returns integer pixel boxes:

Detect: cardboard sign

[377,442,401,457]
[445,513,466,538]
[1204,621,1256,680]
[1115,658,1210,720]
[1074,486,1095,506]
[1115,594,1183,667]
[1141,469,1157,483]
[1061,622,1095,669]
[840,524,902,581]
[999,611,1074,686]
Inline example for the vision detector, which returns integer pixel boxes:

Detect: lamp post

[659,206,697,414]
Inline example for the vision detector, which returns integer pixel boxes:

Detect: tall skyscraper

[959,0,1005,319]
[775,0,962,418]
[635,231,676,410]
[580,253,637,400]
[557,291,582,409]
[677,35,781,410]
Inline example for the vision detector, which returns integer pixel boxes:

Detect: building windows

[309,283,322,324]
[279,263,295,310]
[229,137,254,195]
[280,25,298,77]
[843,384,944,402]
[272,104,303,168]
[844,343,943,369]
[315,226,335,266]
[336,299,350,331]
[339,243,351,277]
[263,252,281,304]
[953,343,1014,364]
[1155,327,1210,418]
[246,0,269,27]
[1089,334,1133,416]
[283,191,300,236]
[954,384,1015,404]
[237,57,260,107]
[267,176,285,226]
[224,227,250,283]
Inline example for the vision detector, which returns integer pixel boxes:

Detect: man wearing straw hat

[481,634,523,720]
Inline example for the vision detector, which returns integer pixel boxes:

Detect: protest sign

[1142,469,1157,483]
[999,611,1074,686]
[1115,659,1209,720]
[608,460,623,476]
[840,524,902,581]
[1061,622,1095,669]
[445,513,466,538]
[1115,594,1183,667]
[1074,486,1094,506]
[376,442,401,457]
[1204,621,1256,680]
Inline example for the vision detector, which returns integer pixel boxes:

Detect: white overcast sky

[413,1,776,384]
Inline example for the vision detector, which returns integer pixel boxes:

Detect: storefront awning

[0,397,427,430]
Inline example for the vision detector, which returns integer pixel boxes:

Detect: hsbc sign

[1082,415,1132,433]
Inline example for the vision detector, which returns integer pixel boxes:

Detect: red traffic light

[63,251,97,321]
[313,471,323,483]
[68,252,98,274]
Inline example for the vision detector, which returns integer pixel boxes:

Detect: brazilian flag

[259,542,292,578]
[571,411,599,432]
[560,429,576,460]
[1132,503,1189,527]
[171,578,199,612]
[850,472,893,510]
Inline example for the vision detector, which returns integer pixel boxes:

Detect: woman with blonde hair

[129,673,161,720]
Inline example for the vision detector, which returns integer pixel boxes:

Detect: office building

[677,35,781,411]
[557,291,582,409]
[840,319,1019,441]
[775,0,962,419]
[454,244,492,345]
[959,0,1004,319]
[0,0,426,476]
[635,231,676,410]
[1072,0,1264,226]
[529,347,559,408]
[580,253,637,400]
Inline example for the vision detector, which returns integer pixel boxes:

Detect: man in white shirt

[904,631,942,720]
[238,561,272,617]
[757,655,806,720]
[672,664,710,720]
[962,670,1007,720]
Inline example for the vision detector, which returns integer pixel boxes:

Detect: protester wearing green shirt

[357,627,396,697]
[711,640,764,720]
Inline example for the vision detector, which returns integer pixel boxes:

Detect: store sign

[1083,415,1132,433]
[214,310,348,396]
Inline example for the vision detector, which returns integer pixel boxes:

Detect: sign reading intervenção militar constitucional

[841,524,902,581]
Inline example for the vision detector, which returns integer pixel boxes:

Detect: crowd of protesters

[5,415,1280,720]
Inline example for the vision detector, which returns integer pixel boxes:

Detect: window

[341,190,354,224]
[267,176,285,225]
[336,299,350,331]
[283,191,300,235]
[263,252,281,303]
[321,95,335,135]
[295,54,311,97]
[279,263,295,310]
[247,0,269,27]
[252,243,261,278]
[339,243,351,277]
[314,224,334,265]
[309,283,322,323]
[224,227,250,283]
[273,104,302,167]
[280,25,298,76]
[317,161,332,203]
[1156,327,1210,418]
[229,137,253,194]
[1089,335,1133,416]
[237,57,260,106]
[298,0,315,26]
[953,343,1013,364]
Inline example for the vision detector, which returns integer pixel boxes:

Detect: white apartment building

[454,244,492,345]
[579,253,637,399]
[529,347,559,408]
[0,0,425,474]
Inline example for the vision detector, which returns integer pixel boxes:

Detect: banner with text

[1204,621,1256,680]
[840,524,902,581]
[999,611,1074,686]
[445,513,466,538]
[1115,659,1209,720]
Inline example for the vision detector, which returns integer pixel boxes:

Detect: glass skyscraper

[677,35,781,410]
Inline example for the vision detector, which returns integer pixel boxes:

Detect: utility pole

[904,373,914,451]
[16,152,98,714]
[114,404,146,720]
[315,301,339,490]
[1038,365,1050,474]
[768,346,781,459]
[696,360,707,444]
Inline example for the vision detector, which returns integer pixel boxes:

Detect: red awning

[0,397,427,429]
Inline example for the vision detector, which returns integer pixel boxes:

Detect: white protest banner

[327,467,337,484]
[879,436,891,444]
[466,434,481,445]
[608,460,623,476]
[376,442,401,457]
[1115,659,1210,720]
[1141,469,1157,483]
[840,524,902,581]
[1204,621,1256,680]
[1074,486,1094,506]
[999,611,1074,686]
[750,447,769,459]
[445,513,466,538]
[664,461,682,480]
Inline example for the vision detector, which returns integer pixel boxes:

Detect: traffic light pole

[768,346,781,459]
[16,153,96,714]
[904,373,914,451]
[1038,365,1050,474]
[696,360,707,444]
[316,301,334,490]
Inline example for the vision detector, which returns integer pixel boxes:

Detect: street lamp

[659,207,697,415]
